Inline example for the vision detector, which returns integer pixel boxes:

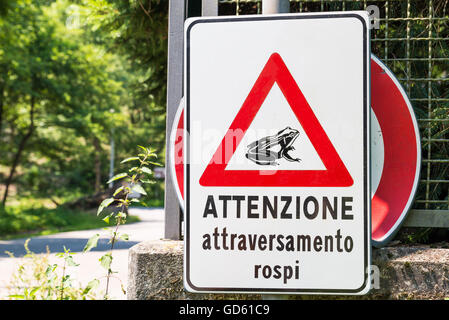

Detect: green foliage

[3,144,158,300]
[83,233,100,252]
[83,145,160,299]
[0,0,13,16]
[0,198,139,239]
[5,239,101,300]
[407,228,432,244]
[83,0,168,106]
[369,1,449,211]
[97,198,115,215]
[99,253,112,271]
[0,0,166,206]
[396,226,449,245]
[81,0,168,170]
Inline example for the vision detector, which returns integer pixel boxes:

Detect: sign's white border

[184,12,371,295]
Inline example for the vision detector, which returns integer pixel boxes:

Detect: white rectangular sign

[184,11,371,295]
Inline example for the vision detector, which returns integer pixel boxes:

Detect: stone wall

[127,239,449,300]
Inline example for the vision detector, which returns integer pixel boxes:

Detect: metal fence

[164,0,448,240]
[215,0,449,221]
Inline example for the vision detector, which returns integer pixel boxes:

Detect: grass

[0,197,140,240]
[133,198,164,208]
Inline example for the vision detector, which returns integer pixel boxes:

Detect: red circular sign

[370,56,421,246]
[169,55,421,247]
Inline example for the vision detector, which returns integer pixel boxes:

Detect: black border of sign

[185,13,370,294]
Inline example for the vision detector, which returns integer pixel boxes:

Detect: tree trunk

[93,137,102,193]
[0,82,4,135]
[1,96,35,208]
[0,70,6,137]
[0,65,6,135]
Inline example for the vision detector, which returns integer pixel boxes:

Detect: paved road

[0,207,164,300]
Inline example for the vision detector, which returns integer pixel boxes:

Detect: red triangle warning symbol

[199,53,353,187]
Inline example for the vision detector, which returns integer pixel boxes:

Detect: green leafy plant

[4,146,160,300]
[5,239,100,300]
[83,145,160,299]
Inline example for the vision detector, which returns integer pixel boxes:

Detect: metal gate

[164,0,449,239]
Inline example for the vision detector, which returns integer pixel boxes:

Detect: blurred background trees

[0,0,167,227]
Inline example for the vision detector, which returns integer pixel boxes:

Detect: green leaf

[148,161,162,166]
[83,279,100,295]
[131,184,147,195]
[141,166,152,175]
[45,265,55,277]
[62,275,71,284]
[83,234,100,253]
[137,145,148,153]
[102,214,111,224]
[97,198,115,216]
[106,172,128,184]
[116,211,127,219]
[120,157,140,164]
[65,255,79,267]
[8,295,25,299]
[119,233,129,241]
[141,179,156,184]
[113,186,125,197]
[29,287,39,298]
[100,253,113,270]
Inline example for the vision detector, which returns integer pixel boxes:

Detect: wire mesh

[217,0,449,211]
